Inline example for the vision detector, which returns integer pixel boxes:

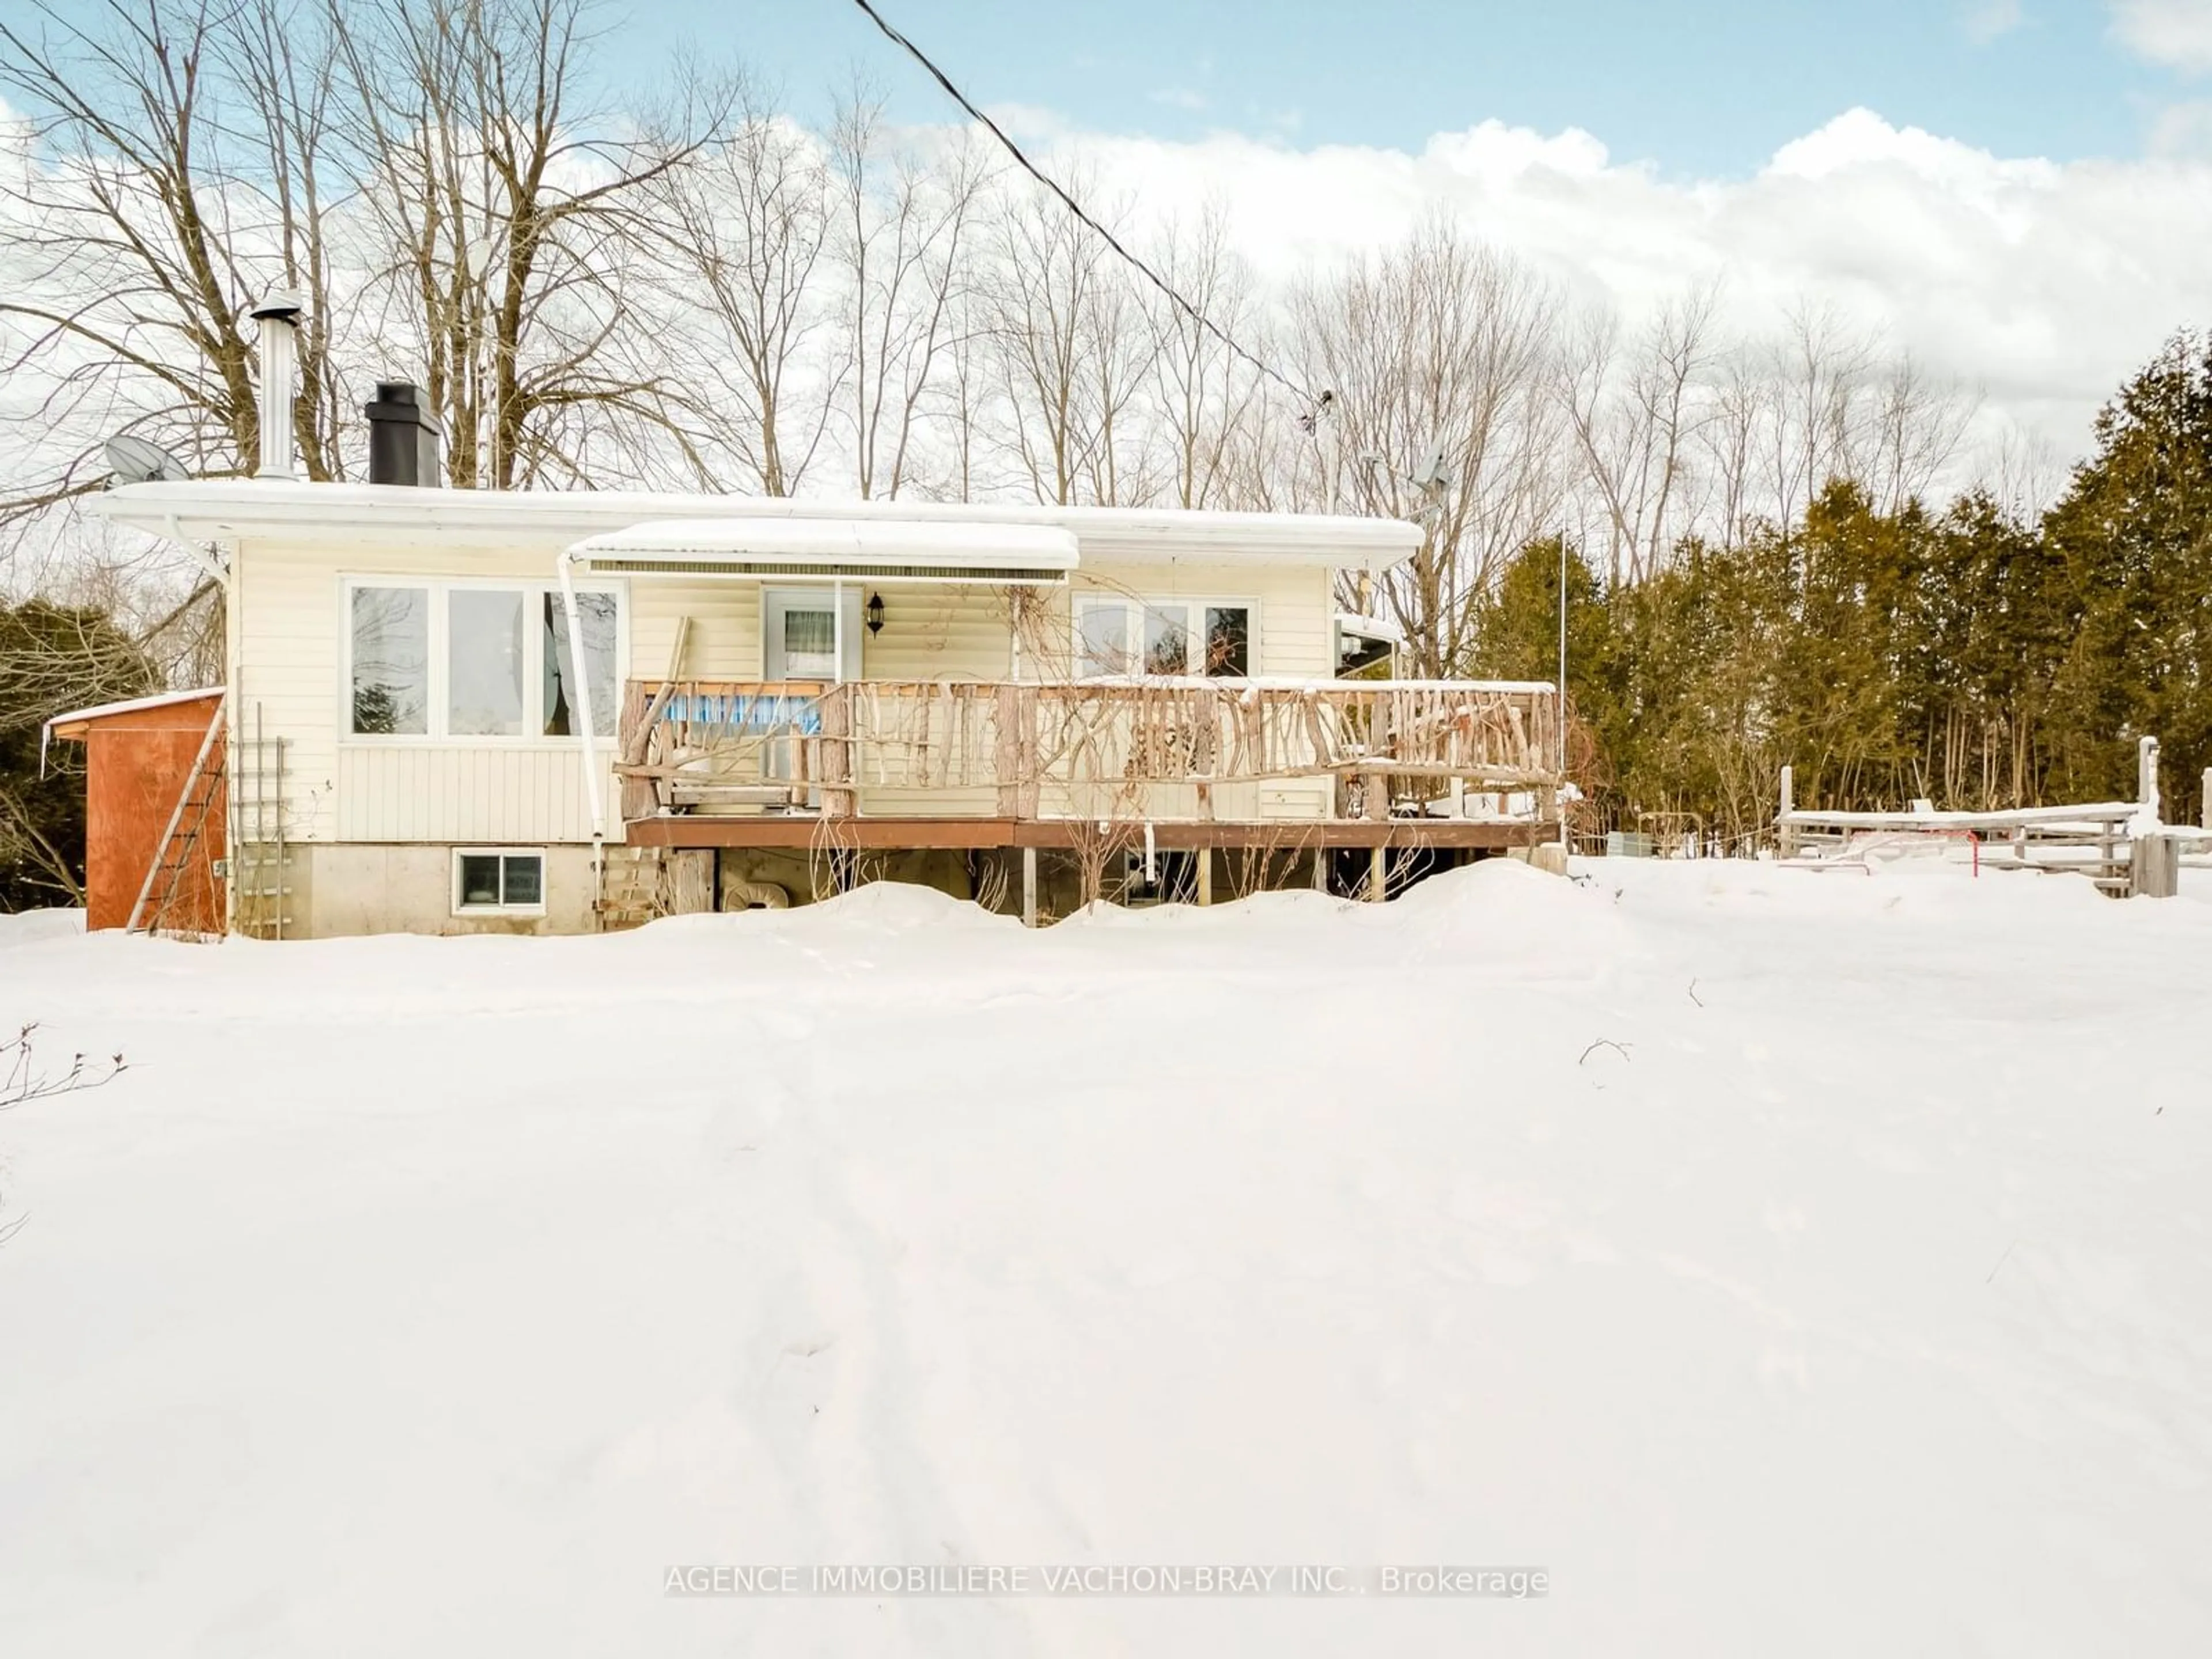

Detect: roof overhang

[43,685,225,742]
[566,518,1078,584]
[82,482,1422,571]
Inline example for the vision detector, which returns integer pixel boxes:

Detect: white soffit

[81,482,1420,570]
[569,518,1078,584]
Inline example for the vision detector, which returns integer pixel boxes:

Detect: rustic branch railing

[616,677,1563,824]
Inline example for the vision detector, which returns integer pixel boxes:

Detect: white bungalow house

[84,317,1562,937]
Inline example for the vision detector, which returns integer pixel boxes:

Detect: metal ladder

[228,702,293,940]
[127,692,228,936]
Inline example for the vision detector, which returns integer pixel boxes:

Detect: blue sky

[637,0,2202,174]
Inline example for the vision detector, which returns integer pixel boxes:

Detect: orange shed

[44,688,227,933]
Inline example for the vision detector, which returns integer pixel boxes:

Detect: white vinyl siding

[856,587,1013,680]
[336,747,603,842]
[234,544,624,847]
[230,543,1339,846]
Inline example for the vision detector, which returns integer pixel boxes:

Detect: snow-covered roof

[84,480,1424,571]
[43,685,224,738]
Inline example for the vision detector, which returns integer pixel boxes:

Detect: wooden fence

[1774,743,2199,896]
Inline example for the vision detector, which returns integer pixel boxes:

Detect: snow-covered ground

[2,862,2208,1656]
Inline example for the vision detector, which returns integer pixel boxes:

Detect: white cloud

[2149,97,2212,150]
[2109,0,2212,71]
[1964,0,2025,44]
[1148,87,1207,112]
[976,103,1070,142]
[1029,108,2212,457]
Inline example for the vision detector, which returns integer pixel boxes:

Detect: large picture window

[543,592,618,737]
[1075,597,1252,678]
[347,579,620,740]
[448,589,525,736]
[350,586,431,734]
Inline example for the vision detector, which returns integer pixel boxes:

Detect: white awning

[567,518,1079,584]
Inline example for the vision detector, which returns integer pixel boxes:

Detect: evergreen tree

[2044,331,2212,822]
[0,600,161,911]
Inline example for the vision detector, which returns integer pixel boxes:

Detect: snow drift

[1,862,2207,1655]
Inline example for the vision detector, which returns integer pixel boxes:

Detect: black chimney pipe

[363,381,443,487]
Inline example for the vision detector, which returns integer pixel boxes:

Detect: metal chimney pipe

[249,290,305,480]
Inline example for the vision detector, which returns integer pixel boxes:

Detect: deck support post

[1368,843,1387,903]
[1022,846,1038,929]
[1196,848,1212,907]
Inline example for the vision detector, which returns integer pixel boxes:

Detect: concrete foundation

[247,835,1521,938]
[285,843,600,938]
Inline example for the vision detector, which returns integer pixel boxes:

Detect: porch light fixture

[865,590,885,634]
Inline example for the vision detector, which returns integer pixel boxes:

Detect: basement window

[453,849,546,915]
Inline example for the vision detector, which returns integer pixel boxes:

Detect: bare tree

[919,277,988,503]
[1974,421,2067,522]
[825,88,987,501]
[226,0,355,479]
[334,0,713,491]
[647,70,840,496]
[1558,282,1721,584]
[978,169,1160,506]
[1758,300,1878,547]
[0,787,87,906]
[1073,240,1161,507]
[1146,206,1270,510]
[1854,351,1980,517]
[2,1024,127,1245]
[0,596,160,734]
[1292,220,1566,675]
[1699,353,1765,551]
[0,0,353,529]
[1686,302,1980,550]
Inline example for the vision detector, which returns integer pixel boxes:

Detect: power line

[844,0,1316,415]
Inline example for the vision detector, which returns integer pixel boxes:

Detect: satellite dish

[104,432,191,485]
[1408,441,1454,493]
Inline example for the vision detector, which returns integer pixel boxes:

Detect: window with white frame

[1074,596,1251,677]
[346,579,620,739]
[453,849,546,914]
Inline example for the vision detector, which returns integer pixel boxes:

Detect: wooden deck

[613,676,1565,851]
[624,815,1555,851]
